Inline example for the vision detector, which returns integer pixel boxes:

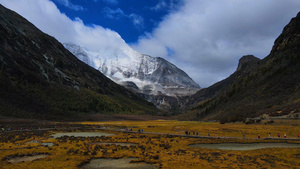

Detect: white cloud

[102,7,125,19]
[1,0,300,88]
[151,0,167,11]
[0,0,127,52]
[102,7,144,29]
[151,0,181,12]
[53,0,85,11]
[129,14,144,29]
[132,0,300,87]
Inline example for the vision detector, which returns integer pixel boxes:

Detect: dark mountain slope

[182,12,300,122]
[0,5,158,120]
[183,55,261,108]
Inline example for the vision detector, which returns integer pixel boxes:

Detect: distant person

[268,133,271,138]
[196,132,199,136]
[208,132,210,137]
[185,131,188,135]
[141,129,143,132]
[297,134,299,138]
[258,134,260,139]
[278,133,280,138]
[284,133,287,138]
[243,134,246,139]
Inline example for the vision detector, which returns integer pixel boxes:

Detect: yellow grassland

[80,120,300,139]
[0,120,299,169]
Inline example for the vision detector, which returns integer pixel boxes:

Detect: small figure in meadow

[284,133,287,138]
[208,132,210,137]
[243,134,246,139]
[298,134,299,138]
[268,133,271,138]
[185,131,188,135]
[278,133,280,138]
[196,132,199,136]
[258,134,260,139]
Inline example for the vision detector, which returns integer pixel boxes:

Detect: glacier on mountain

[64,43,200,97]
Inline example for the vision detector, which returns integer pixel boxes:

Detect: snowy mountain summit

[64,43,200,97]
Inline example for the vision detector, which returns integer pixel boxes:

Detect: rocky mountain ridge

[182,55,261,110]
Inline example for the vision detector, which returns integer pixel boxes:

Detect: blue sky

[50,0,181,43]
[1,0,300,87]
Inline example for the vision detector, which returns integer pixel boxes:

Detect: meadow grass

[79,119,300,139]
[0,120,299,168]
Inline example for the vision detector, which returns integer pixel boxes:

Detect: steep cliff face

[182,12,300,122]
[269,12,300,56]
[236,55,261,72]
[0,5,158,120]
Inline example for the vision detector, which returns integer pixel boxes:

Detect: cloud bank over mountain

[1,0,300,87]
[0,0,127,52]
[131,0,300,87]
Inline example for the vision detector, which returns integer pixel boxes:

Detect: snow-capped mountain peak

[64,43,200,97]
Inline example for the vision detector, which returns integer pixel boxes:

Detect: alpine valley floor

[0,119,300,169]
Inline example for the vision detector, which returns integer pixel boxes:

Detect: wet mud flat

[189,143,300,150]
[5,153,49,164]
[51,132,115,138]
[80,158,160,169]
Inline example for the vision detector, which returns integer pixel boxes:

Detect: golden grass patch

[0,120,299,168]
